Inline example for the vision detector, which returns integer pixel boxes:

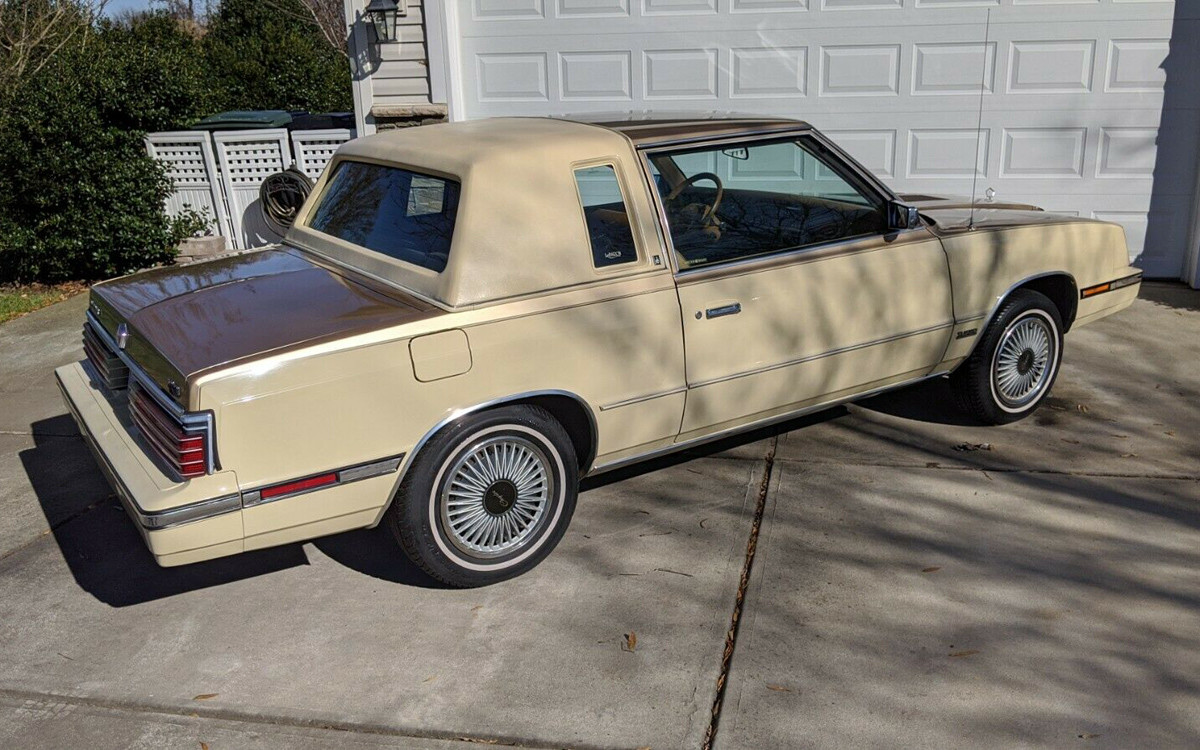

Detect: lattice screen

[292,129,355,180]
[213,129,292,249]
[144,131,233,245]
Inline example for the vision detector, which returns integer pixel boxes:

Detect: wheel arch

[374,389,598,524]
[959,271,1077,364]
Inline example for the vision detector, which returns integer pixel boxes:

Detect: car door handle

[705,302,742,319]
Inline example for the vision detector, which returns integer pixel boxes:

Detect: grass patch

[0,282,88,324]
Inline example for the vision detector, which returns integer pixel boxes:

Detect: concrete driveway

[1,284,1197,749]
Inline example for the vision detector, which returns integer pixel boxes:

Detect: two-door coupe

[58,115,1141,586]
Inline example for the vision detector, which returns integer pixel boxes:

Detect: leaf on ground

[953,442,992,452]
[766,684,792,693]
[200,743,210,750]
[948,650,980,658]
[1165,430,1176,437]
[192,693,218,701]
[699,517,709,528]
[623,632,638,652]
[423,675,437,683]
[921,566,942,574]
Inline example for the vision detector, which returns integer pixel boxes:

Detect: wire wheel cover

[440,436,553,558]
[992,315,1054,407]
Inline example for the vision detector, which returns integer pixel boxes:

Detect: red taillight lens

[129,384,211,480]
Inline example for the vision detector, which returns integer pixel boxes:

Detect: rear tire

[950,289,1063,425]
[386,405,578,588]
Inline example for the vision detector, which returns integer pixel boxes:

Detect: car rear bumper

[56,361,245,566]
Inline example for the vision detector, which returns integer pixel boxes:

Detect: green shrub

[0,15,211,283]
[203,0,352,114]
[0,3,353,284]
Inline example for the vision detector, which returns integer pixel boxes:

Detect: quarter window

[573,165,638,268]
[308,161,460,273]
[649,137,887,270]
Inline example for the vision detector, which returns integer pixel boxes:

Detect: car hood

[89,246,438,406]
[895,193,1090,232]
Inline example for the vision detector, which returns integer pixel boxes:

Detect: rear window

[308,161,460,273]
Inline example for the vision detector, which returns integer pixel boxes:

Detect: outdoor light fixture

[365,0,405,44]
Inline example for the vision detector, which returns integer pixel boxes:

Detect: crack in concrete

[0,687,593,750]
[0,495,114,565]
[701,438,777,750]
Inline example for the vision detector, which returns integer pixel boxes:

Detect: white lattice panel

[144,131,233,247]
[291,129,355,180]
[213,129,292,249]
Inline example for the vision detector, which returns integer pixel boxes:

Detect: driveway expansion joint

[0,687,597,750]
[771,455,1200,481]
[701,439,777,750]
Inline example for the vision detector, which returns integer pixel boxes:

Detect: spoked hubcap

[992,313,1056,408]
[440,436,553,559]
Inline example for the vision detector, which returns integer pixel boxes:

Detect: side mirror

[887,201,921,230]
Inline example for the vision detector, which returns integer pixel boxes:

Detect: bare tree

[264,0,348,59]
[0,0,108,92]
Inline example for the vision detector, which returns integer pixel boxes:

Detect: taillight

[129,382,212,479]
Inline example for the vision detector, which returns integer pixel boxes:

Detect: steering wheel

[665,171,724,225]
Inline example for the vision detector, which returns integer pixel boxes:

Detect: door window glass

[648,137,887,270]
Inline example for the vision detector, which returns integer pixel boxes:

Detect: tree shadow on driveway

[20,415,308,608]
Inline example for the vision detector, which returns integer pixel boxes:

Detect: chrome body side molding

[588,371,947,476]
[688,322,955,390]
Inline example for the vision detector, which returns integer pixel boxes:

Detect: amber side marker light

[1081,272,1141,299]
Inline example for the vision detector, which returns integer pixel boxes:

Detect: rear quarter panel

[192,272,685,503]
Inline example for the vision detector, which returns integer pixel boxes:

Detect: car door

[646,134,954,439]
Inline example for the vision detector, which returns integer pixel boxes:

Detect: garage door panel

[457,0,1192,277]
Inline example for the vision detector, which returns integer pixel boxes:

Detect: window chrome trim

[687,322,956,390]
[86,311,219,476]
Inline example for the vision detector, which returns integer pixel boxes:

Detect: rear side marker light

[240,455,404,509]
[259,473,337,501]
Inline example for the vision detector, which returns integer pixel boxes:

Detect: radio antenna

[968,8,991,231]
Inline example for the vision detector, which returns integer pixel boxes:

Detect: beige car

[57,115,1141,586]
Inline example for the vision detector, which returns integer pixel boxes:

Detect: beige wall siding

[371,0,433,107]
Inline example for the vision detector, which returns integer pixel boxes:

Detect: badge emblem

[116,323,129,350]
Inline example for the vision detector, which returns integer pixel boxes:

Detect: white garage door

[452,0,1197,279]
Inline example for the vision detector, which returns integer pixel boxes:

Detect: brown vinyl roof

[565,112,811,147]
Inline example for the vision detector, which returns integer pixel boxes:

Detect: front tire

[950,289,1063,425]
[386,405,578,587]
